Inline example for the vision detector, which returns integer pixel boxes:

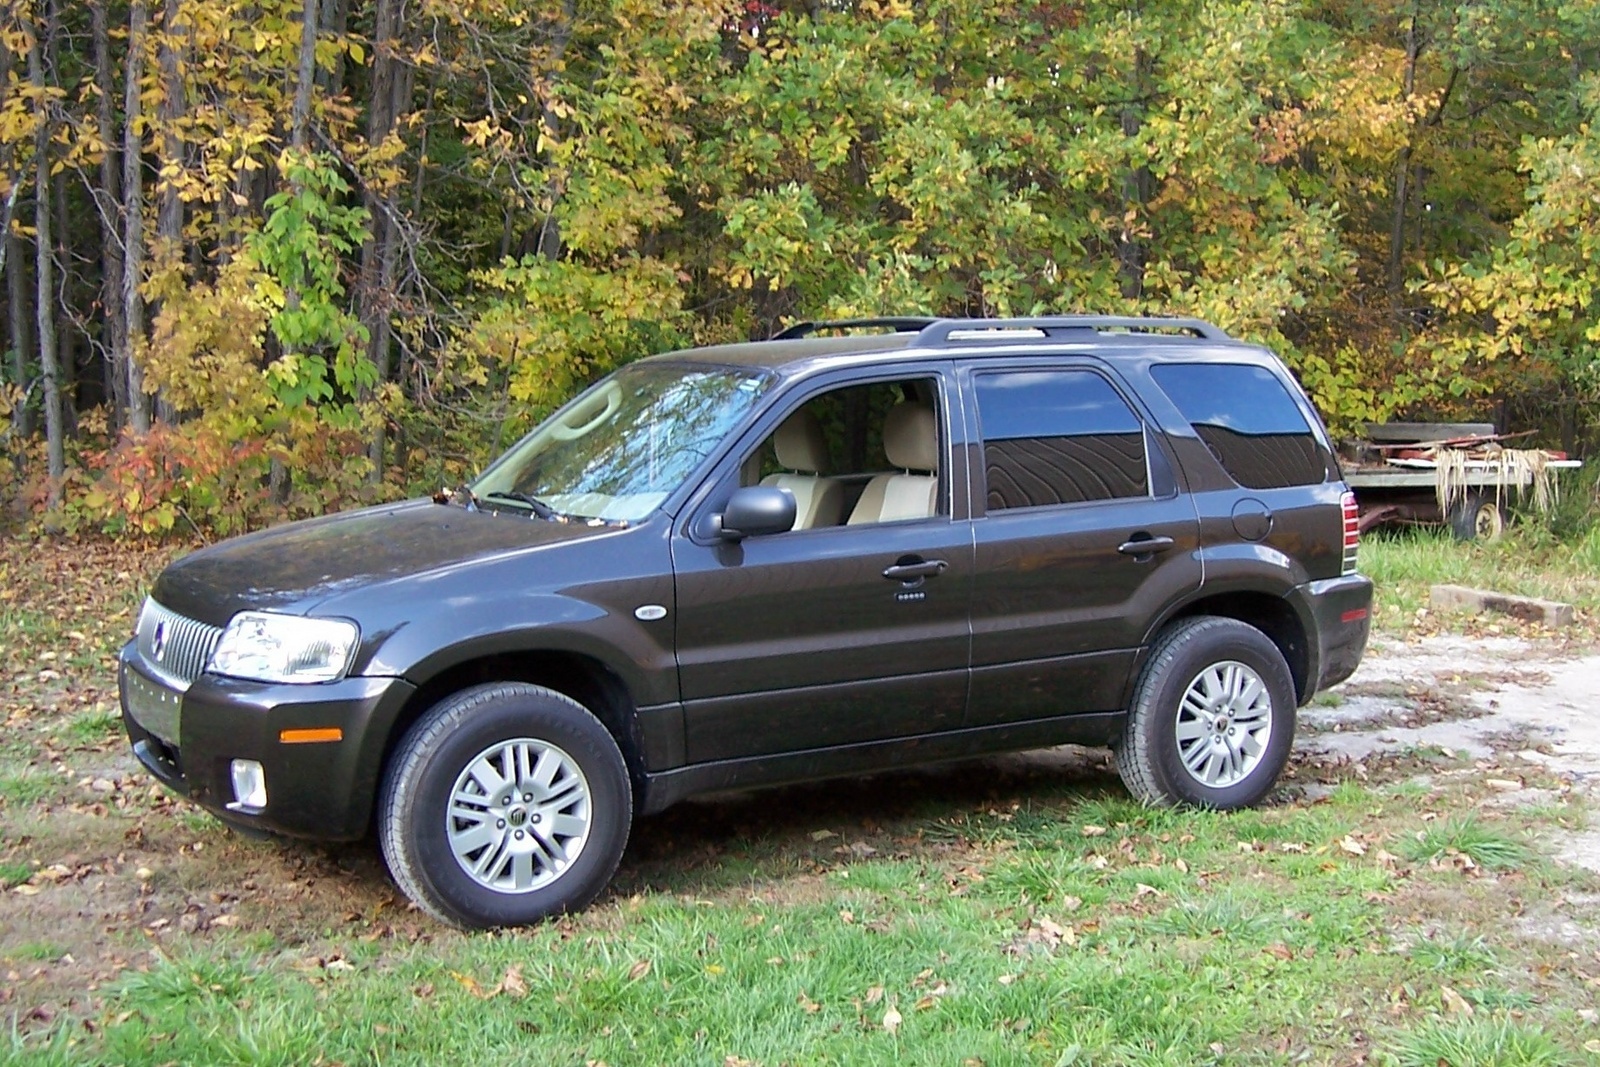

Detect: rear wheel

[1448,490,1505,542]
[379,683,631,929]
[1114,616,1296,809]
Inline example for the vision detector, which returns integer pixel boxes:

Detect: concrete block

[1429,584,1575,627]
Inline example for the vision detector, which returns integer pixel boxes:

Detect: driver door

[669,368,975,763]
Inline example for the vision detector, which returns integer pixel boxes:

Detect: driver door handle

[882,558,948,582]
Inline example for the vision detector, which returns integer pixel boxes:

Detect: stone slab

[1429,583,1575,627]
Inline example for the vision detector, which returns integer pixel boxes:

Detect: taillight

[1341,490,1360,574]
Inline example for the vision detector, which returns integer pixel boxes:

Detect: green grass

[1387,1017,1575,1067]
[1362,526,1600,627]
[4,539,1600,1066]
[6,778,1587,1066]
[62,708,124,745]
[0,861,31,889]
[0,771,55,809]
[1401,816,1530,870]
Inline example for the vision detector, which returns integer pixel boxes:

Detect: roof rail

[914,316,1228,346]
[772,317,937,340]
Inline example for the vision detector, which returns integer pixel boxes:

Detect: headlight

[209,612,359,684]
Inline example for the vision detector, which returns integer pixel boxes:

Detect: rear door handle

[882,558,949,582]
[1117,535,1175,557]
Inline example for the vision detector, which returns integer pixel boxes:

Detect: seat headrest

[883,402,937,473]
[773,410,829,474]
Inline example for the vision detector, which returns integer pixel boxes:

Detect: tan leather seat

[760,410,844,530]
[848,402,939,524]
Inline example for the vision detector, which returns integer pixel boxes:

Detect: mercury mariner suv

[120,316,1373,928]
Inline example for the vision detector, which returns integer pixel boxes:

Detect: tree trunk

[28,12,64,497]
[1117,46,1153,302]
[1,39,32,440]
[534,0,576,261]
[324,0,350,100]
[92,0,130,428]
[1387,3,1421,301]
[156,0,184,259]
[358,0,408,479]
[52,137,77,435]
[124,0,151,433]
[291,0,319,151]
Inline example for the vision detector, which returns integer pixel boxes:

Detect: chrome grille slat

[135,598,225,690]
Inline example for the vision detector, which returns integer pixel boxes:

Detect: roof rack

[914,316,1228,346]
[772,317,937,340]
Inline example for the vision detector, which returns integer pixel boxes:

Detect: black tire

[378,683,631,929]
[1114,616,1296,810]
[1447,490,1505,542]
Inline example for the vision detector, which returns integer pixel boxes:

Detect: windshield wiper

[482,490,562,521]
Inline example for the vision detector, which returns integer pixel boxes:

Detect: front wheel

[1114,616,1296,809]
[378,683,632,929]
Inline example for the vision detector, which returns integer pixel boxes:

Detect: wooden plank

[1362,421,1495,443]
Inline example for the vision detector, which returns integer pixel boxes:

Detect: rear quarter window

[1150,363,1328,489]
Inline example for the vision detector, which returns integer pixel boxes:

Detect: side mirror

[718,486,796,541]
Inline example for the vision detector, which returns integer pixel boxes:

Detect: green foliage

[10,0,1600,531]
[248,150,376,414]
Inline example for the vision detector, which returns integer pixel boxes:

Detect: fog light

[229,759,267,811]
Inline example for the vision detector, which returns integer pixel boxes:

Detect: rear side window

[1150,363,1327,489]
[976,370,1148,510]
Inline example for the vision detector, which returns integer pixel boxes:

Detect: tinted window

[1150,364,1326,489]
[976,371,1148,510]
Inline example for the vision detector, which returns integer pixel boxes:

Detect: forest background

[1,0,1598,536]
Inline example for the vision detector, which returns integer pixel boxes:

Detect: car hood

[150,498,613,624]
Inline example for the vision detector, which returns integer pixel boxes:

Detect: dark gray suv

[120,316,1373,928]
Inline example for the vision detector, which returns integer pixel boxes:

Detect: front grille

[136,598,225,689]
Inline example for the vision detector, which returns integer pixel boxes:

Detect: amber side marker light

[279,727,344,744]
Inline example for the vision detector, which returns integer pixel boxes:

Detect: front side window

[738,377,942,530]
[475,362,772,522]
[1149,363,1326,489]
[976,370,1149,511]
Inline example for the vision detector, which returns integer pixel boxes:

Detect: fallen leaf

[1440,985,1474,1017]
[501,965,528,998]
[626,959,651,982]
[809,829,836,841]
[838,909,855,924]
[882,1006,902,1035]
[1339,835,1368,857]
[997,974,1017,986]
[797,992,821,1014]
[914,994,937,1011]
[1081,825,1107,837]
[864,984,884,1005]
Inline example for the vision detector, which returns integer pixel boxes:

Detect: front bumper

[1301,573,1374,695]
[119,641,416,840]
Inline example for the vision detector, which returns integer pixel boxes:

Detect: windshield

[472,361,772,522]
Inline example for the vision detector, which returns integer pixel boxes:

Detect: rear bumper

[1301,573,1374,695]
[119,642,416,840]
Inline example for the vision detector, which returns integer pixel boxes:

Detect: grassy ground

[2,526,1599,1066]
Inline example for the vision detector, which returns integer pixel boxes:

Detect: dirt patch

[1304,633,1600,873]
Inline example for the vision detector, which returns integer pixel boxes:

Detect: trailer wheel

[1448,490,1505,542]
